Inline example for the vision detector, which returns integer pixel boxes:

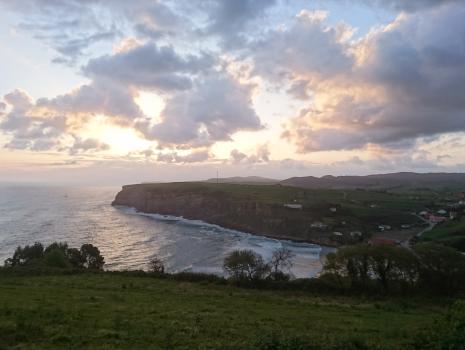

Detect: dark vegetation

[1,241,465,349]
[4,242,105,270]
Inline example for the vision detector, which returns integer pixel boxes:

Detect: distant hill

[204,176,279,185]
[280,172,465,189]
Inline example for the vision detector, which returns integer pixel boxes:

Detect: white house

[284,203,303,210]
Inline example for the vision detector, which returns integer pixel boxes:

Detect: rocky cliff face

[112,184,335,245]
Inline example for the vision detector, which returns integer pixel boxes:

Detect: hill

[204,176,278,185]
[112,182,439,246]
[281,172,465,189]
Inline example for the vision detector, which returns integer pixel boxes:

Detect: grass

[0,273,452,349]
[421,218,465,251]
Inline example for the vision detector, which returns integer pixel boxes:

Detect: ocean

[0,185,329,278]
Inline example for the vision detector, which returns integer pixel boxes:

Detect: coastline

[115,205,336,255]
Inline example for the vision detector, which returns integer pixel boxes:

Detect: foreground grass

[0,273,451,349]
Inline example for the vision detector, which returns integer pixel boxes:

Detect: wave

[114,205,323,254]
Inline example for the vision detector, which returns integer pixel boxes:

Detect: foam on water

[0,186,332,278]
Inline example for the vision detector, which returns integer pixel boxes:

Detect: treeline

[4,241,465,296]
[217,243,465,296]
[4,242,104,270]
[322,243,465,295]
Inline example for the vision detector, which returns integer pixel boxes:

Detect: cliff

[112,182,338,246]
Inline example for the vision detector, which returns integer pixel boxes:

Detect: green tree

[413,243,465,294]
[5,242,44,266]
[223,250,269,281]
[80,244,105,270]
[43,248,70,268]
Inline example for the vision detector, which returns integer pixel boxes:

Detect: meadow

[0,272,453,350]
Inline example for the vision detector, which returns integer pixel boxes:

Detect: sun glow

[135,91,165,122]
[81,117,153,155]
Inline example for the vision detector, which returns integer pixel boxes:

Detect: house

[419,211,428,216]
[284,203,303,210]
[311,222,328,229]
[378,224,392,231]
[329,207,337,213]
[428,215,447,223]
[401,224,412,229]
[369,237,399,246]
[333,232,343,236]
[450,211,458,220]
[437,209,447,215]
[350,231,362,237]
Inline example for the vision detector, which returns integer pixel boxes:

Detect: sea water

[0,185,331,278]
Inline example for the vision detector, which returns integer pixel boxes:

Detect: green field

[421,217,465,251]
[0,273,453,349]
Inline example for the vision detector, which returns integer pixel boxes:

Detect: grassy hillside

[0,273,451,349]
[421,217,465,251]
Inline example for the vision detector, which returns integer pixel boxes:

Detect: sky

[1,0,465,185]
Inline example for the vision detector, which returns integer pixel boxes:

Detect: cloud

[1,90,67,151]
[156,149,211,163]
[204,0,277,46]
[83,42,212,92]
[1,0,119,65]
[356,0,461,12]
[69,137,110,155]
[278,3,465,152]
[230,144,270,164]
[138,74,263,148]
[253,10,353,83]
[1,90,109,154]
[37,80,143,123]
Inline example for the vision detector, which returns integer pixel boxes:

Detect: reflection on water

[0,185,331,278]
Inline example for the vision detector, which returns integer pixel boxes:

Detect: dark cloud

[37,81,143,122]
[137,74,263,148]
[204,0,277,46]
[357,0,460,12]
[83,43,212,91]
[280,3,465,152]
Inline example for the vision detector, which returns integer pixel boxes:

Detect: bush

[148,256,165,274]
[223,250,270,281]
[4,242,105,271]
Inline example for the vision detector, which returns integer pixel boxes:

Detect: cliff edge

[112,182,338,246]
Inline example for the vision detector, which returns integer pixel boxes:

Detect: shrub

[223,250,270,281]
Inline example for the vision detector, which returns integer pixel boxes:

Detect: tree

[6,242,44,266]
[67,247,85,268]
[148,256,165,273]
[269,247,295,281]
[322,244,420,293]
[369,246,418,293]
[80,244,105,270]
[223,250,269,281]
[43,248,70,268]
[413,243,465,294]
